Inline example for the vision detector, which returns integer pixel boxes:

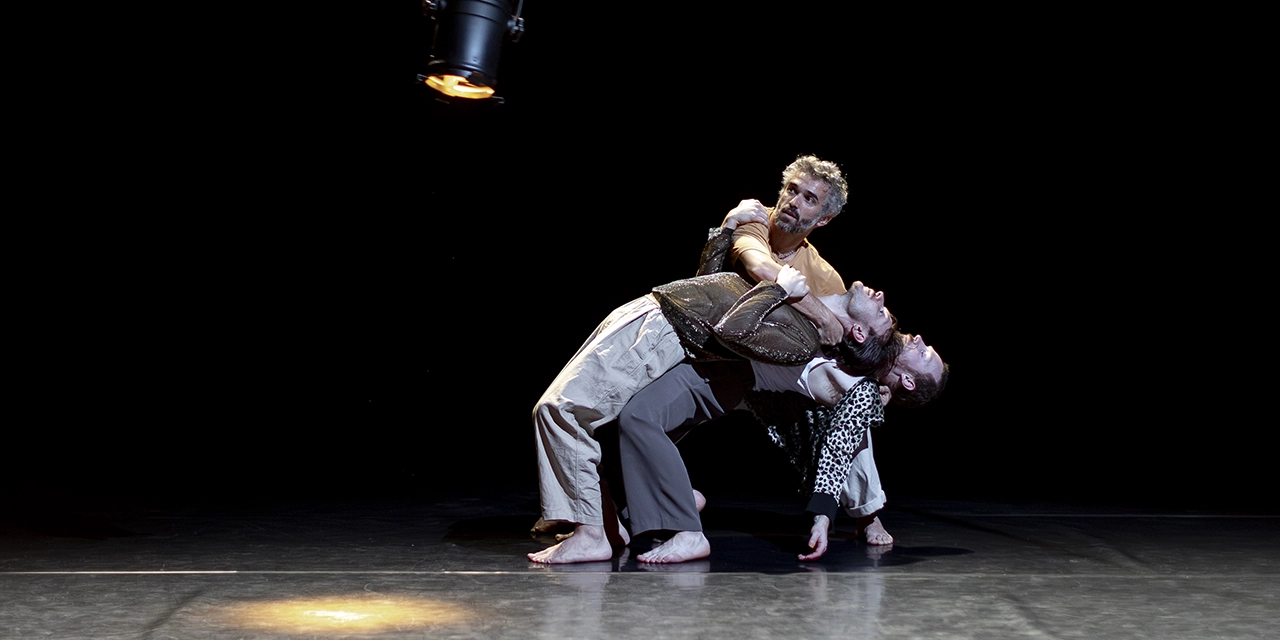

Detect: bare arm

[695,205,774,277]
[735,243,783,284]
[811,366,892,410]
[805,361,868,408]
[789,295,844,346]
[736,243,845,346]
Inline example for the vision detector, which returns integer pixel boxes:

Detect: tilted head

[885,333,949,408]
[842,281,896,346]
[824,281,902,380]
[771,155,849,235]
[826,327,904,382]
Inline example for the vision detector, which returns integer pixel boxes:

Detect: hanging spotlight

[421,0,525,102]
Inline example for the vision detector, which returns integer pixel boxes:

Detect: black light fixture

[420,0,525,101]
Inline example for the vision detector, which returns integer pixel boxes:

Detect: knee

[617,405,661,439]
[532,397,563,432]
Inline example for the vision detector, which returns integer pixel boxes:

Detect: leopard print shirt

[745,378,884,508]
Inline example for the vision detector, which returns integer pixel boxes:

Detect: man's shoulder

[796,241,845,294]
[795,241,835,269]
[731,221,771,246]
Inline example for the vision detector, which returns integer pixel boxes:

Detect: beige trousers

[532,294,687,526]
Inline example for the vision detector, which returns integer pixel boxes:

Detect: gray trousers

[615,359,889,536]
[616,360,755,535]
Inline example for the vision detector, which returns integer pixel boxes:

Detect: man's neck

[816,293,853,334]
[768,229,807,259]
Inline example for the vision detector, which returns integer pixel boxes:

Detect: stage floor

[3,485,1277,639]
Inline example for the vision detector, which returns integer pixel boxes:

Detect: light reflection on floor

[2,489,1276,639]
[216,594,475,634]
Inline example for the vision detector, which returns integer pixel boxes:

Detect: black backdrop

[13,3,1267,515]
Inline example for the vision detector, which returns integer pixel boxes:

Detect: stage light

[421,0,525,101]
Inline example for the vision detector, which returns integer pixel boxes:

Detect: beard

[773,208,822,235]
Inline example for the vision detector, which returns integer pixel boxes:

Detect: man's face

[896,333,945,384]
[846,281,894,338]
[772,174,831,235]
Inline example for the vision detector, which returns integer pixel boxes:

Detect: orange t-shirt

[730,221,846,296]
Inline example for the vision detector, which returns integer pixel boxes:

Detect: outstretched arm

[742,384,867,563]
[799,515,830,561]
[781,376,885,561]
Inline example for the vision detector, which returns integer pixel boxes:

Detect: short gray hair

[780,155,848,218]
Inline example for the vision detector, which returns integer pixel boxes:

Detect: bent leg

[533,296,686,528]
[619,361,753,536]
[839,431,885,518]
[839,430,892,545]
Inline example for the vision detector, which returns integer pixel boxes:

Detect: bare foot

[637,531,710,564]
[693,489,706,513]
[860,516,894,545]
[528,524,615,564]
[530,517,573,535]
[540,514,631,542]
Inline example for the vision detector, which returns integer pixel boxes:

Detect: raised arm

[695,203,772,276]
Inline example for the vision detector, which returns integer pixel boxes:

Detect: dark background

[13,3,1267,515]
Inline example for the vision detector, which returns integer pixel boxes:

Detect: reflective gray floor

[2,486,1277,639]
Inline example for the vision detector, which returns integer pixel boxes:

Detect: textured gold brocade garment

[650,228,820,367]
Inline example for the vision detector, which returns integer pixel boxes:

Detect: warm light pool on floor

[216,595,475,634]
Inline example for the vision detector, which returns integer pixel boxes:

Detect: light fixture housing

[422,0,524,101]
